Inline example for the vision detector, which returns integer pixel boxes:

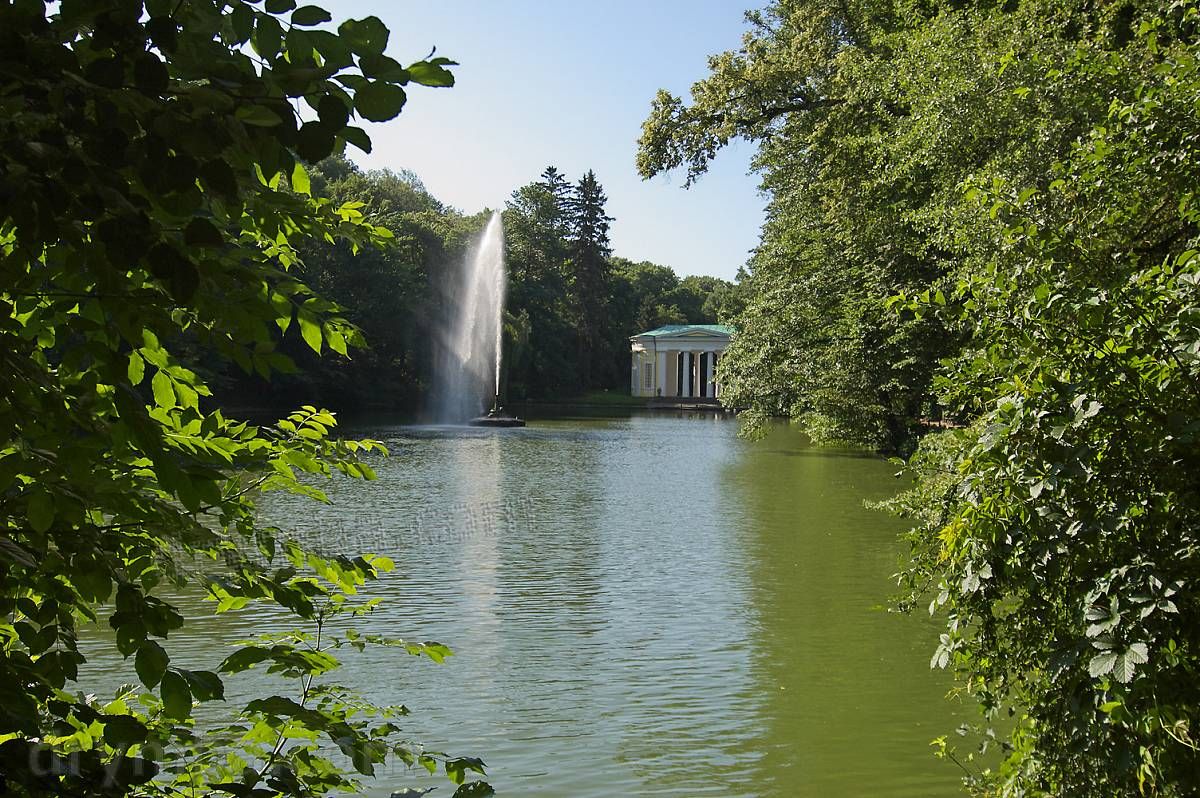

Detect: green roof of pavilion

[631,324,734,338]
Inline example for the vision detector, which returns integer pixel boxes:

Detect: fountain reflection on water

[431,210,508,423]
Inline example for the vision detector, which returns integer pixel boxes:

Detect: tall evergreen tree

[505,170,579,396]
[566,170,613,387]
[537,166,572,209]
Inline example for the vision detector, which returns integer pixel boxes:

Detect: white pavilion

[629,324,733,399]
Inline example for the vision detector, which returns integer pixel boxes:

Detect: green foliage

[501,171,579,398]
[501,171,738,398]
[0,2,486,797]
[645,0,1200,793]
[216,158,455,413]
[566,169,614,389]
[639,0,1142,450]
[218,158,735,408]
[894,8,1200,792]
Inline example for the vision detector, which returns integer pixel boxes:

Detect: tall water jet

[431,211,509,423]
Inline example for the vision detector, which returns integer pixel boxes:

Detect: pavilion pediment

[631,324,733,342]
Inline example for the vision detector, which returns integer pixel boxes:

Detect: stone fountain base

[469,406,525,428]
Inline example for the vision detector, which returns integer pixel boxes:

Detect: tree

[0,2,489,796]
[604,260,739,374]
[888,6,1200,793]
[609,258,682,333]
[503,171,581,397]
[565,170,613,388]
[217,158,449,413]
[638,0,1138,451]
[642,0,1200,794]
[701,278,745,324]
[536,165,573,242]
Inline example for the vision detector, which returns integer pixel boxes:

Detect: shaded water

[84,414,965,796]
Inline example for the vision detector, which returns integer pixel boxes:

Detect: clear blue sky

[328,0,765,282]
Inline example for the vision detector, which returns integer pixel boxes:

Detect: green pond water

[84,411,967,797]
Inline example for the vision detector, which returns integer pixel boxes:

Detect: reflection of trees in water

[728,422,963,797]
[75,419,964,797]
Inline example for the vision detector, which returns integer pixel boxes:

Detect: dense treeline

[503,166,744,398]
[217,159,740,411]
[640,1,1200,794]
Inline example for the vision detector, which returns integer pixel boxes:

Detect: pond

[86,411,967,797]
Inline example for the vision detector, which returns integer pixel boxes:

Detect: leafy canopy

[641,0,1200,793]
[0,1,490,796]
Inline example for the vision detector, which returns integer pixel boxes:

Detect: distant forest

[210,158,743,413]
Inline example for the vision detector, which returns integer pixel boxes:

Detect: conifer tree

[565,170,613,387]
[537,166,572,212]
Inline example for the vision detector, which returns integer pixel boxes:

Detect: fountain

[430,210,524,427]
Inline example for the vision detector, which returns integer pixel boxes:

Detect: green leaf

[103,714,149,748]
[291,161,311,196]
[151,370,176,409]
[338,16,389,55]
[270,292,293,333]
[184,218,225,247]
[354,81,407,122]
[135,641,169,688]
[1088,651,1117,678]
[252,14,284,59]
[296,121,336,162]
[146,16,179,51]
[84,55,124,89]
[236,104,285,127]
[317,94,350,129]
[230,3,254,43]
[160,670,192,719]
[265,0,295,12]
[245,695,309,717]
[27,491,55,534]
[181,669,225,701]
[291,5,331,25]
[1113,653,1138,683]
[106,754,160,787]
[74,557,112,602]
[445,757,487,785]
[127,352,146,386]
[340,125,372,154]
[308,29,353,68]
[406,58,457,88]
[219,645,273,674]
[297,309,323,353]
[359,53,408,81]
[326,324,347,355]
[133,53,170,95]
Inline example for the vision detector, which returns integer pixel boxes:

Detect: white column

[656,350,667,396]
[712,353,720,398]
[682,351,692,397]
[704,350,715,398]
